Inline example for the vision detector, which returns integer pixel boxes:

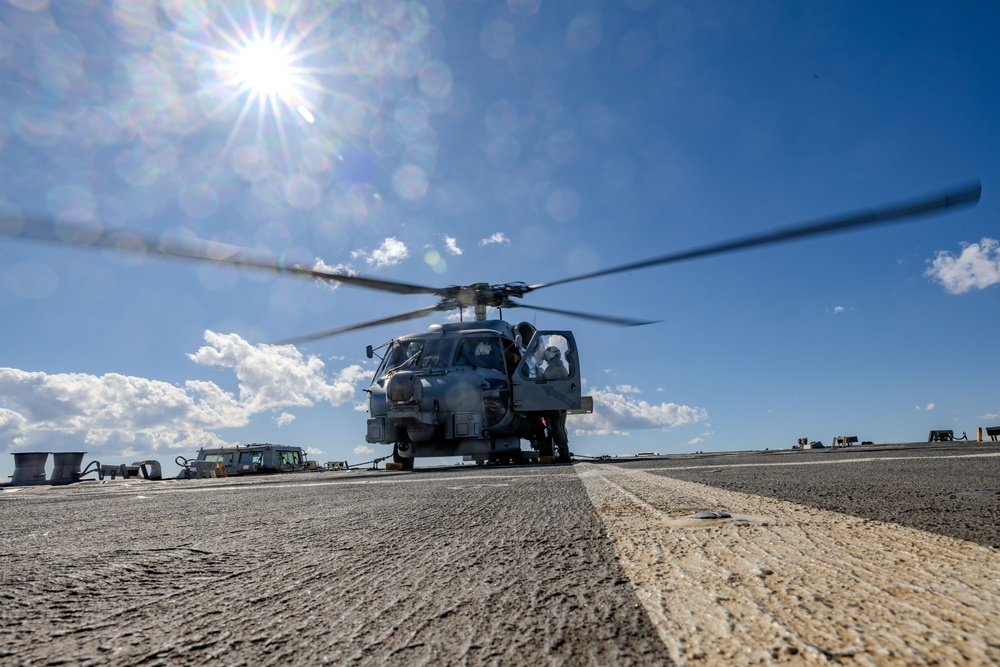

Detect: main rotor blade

[274,305,446,345]
[528,181,981,292]
[512,303,657,327]
[0,215,443,297]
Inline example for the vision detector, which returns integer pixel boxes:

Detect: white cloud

[925,237,1000,294]
[0,331,371,464]
[442,235,463,255]
[688,437,705,446]
[275,412,296,427]
[615,384,641,394]
[352,237,408,269]
[188,331,364,413]
[0,369,241,460]
[479,232,509,247]
[312,257,356,291]
[354,444,374,456]
[980,410,1000,421]
[570,386,707,436]
[0,368,245,432]
[915,403,935,411]
[0,408,28,449]
[832,306,845,314]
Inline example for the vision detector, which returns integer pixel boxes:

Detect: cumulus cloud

[442,235,463,255]
[354,444,374,456]
[980,409,1000,421]
[0,408,28,449]
[275,412,296,427]
[479,232,509,247]
[915,403,935,411]
[0,331,370,462]
[615,384,641,394]
[312,257,356,291]
[925,238,1000,294]
[832,306,845,314]
[352,237,408,269]
[0,369,241,459]
[570,385,707,436]
[188,331,365,413]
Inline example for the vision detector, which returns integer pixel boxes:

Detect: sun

[232,36,297,99]
[186,5,326,171]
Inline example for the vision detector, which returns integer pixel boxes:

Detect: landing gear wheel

[392,445,414,471]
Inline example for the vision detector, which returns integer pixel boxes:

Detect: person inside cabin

[541,346,568,379]
[535,342,571,462]
[473,340,505,373]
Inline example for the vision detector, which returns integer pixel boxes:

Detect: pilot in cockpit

[474,341,505,373]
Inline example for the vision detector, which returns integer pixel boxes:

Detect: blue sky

[1,0,997,479]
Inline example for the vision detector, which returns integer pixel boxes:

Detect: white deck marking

[620,450,1000,473]
[579,463,1000,666]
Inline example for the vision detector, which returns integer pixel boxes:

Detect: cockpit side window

[375,339,422,378]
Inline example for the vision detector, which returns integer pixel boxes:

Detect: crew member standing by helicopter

[540,346,571,462]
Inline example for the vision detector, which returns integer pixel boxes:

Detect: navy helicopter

[0,182,981,468]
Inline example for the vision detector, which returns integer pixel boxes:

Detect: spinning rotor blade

[274,305,447,345]
[528,181,982,292]
[0,215,442,297]
[512,303,657,327]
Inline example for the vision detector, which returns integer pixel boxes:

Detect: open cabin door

[511,331,582,412]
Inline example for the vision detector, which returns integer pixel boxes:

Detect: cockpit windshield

[454,335,506,374]
[376,337,454,378]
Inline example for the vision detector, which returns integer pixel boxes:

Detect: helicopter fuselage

[364,320,590,466]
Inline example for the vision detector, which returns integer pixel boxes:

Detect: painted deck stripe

[618,450,1000,473]
[578,463,1000,666]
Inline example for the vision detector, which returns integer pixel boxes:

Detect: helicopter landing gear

[528,419,555,462]
[532,413,569,463]
[535,431,554,459]
[392,444,414,471]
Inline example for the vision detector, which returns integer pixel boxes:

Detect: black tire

[393,445,415,471]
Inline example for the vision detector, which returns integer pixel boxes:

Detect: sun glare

[233,37,296,99]
[192,5,328,172]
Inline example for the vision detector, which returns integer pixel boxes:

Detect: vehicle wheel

[393,444,415,471]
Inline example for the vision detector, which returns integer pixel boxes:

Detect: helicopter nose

[387,371,422,403]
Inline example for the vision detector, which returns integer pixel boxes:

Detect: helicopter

[0,181,982,468]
